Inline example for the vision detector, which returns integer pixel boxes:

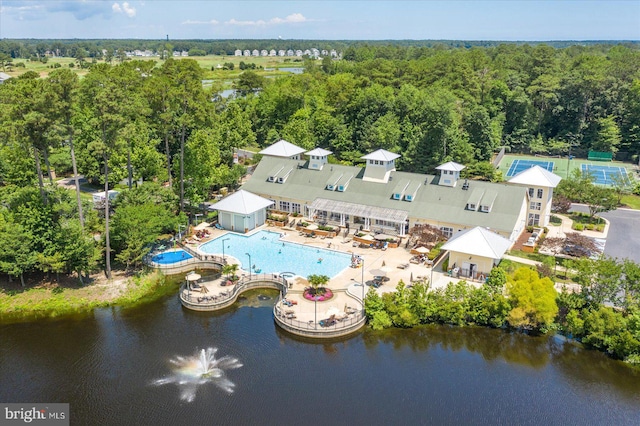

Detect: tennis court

[506,159,555,177]
[581,164,631,186]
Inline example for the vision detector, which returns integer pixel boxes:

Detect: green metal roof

[241,157,526,233]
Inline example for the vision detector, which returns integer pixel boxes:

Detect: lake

[1,289,639,425]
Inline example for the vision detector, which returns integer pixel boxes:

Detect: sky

[0,0,639,41]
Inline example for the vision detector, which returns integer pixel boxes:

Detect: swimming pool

[199,231,351,278]
[152,249,193,264]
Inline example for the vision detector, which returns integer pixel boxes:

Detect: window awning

[310,198,408,223]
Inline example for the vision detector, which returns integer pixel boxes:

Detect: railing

[180,272,367,337]
[180,273,288,311]
[272,292,367,339]
[145,243,226,274]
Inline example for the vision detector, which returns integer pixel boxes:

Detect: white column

[364,218,370,230]
[340,213,346,227]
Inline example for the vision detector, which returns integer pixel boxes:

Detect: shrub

[573,223,584,231]
[526,225,534,233]
[428,242,443,260]
[586,224,595,230]
[550,215,562,225]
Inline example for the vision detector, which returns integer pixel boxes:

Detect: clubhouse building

[231,140,562,242]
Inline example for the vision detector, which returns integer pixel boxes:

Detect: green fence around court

[588,151,613,161]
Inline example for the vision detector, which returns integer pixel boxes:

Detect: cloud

[112,2,136,18]
[2,1,115,21]
[182,19,220,25]
[180,13,310,27]
[224,13,311,26]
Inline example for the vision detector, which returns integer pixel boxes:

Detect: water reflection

[152,347,242,402]
[363,325,550,369]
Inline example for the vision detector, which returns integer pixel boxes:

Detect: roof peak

[508,165,562,187]
[259,139,306,157]
[361,149,401,161]
[436,161,466,172]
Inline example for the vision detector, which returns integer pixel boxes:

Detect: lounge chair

[397,263,410,269]
[214,223,224,230]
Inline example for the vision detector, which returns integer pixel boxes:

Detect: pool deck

[181,223,475,313]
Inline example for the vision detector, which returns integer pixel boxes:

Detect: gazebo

[441,226,513,280]
[209,190,274,233]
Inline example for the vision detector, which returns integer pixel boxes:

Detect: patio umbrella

[185,272,201,282]
[369,268,389,277]
[414,246,429,254]
[307,224,319,231]
[325,306,341,317]
[359,234,374,241]
[374,234,393,241]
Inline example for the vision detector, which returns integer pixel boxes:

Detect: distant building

[286,49,294,56]
[243,50,251,56]
[252,49,260,56]
[269,49,277,57]
[234,49,242,56]
[278,50,286,57]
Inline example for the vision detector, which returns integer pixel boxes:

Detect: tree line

[365,263,640,365]
[0,60,246,282]
[1,42,640,283]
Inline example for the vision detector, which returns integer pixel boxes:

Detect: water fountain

[152,347,242,402]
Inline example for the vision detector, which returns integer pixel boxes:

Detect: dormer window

[466,203,477,211]
[528,188,534,197]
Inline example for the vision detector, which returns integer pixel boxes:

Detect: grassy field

[0,270,180,324]
[3,54,311,85]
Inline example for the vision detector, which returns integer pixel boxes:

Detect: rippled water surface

[1,289,639,425]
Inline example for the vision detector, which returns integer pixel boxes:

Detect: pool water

[151,249,193,264]
[200,231,350,278]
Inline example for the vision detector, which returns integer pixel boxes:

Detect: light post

[361,257,365,307]
[222,238,230,260]
[245,252,252,279]
[314,295,319,330]
[351,257,366,314]
[178,224,187,241]
[194,213,203,226]
[430,261,434,288]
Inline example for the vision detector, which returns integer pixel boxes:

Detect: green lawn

[4,54,313,87]
[621,194,640,210]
